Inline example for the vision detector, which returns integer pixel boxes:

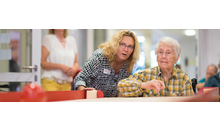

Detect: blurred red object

[20,83,47,102]
[73,69,82,80]
[71,69,82,86]
[97,90,104,98]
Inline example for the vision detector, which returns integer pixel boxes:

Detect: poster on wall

[0,33,11,60]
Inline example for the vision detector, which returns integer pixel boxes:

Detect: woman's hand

[60,65,78,77]
[140,79,165,93]
[60,64,72,74]
[66,67,76,76]
[83,88,95,90]
[77,86,95,90]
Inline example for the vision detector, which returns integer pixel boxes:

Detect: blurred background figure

[204,63,220,94]
[196,64,218,90]
[175,64,181,69]
[9,39,21,91]
[41,29,79,91]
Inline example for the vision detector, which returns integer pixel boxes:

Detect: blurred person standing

[9,40,20,91]
[41,29,78,91]
[196,64,218,90]
[74,30,140,97]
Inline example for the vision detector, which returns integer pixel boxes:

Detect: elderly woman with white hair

[117,37,194,97]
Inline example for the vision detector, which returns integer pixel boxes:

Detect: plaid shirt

[117,66,194,97]
[74,49,131,97]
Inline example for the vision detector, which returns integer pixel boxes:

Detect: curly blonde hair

[48,29,68,38]
[98,30,140,73]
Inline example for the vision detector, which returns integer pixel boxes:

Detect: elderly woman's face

[157,43,179,70]
[116,36,134,62]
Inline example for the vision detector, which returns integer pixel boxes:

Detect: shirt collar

[157,66,177,78]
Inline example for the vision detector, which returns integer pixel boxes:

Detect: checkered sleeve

[74,50,102,89]
[117,72,144,97]
[181,75,195,96]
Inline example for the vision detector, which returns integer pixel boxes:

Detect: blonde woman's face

[116,36,134,62]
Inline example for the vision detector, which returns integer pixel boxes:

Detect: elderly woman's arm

[117,73,144,97]
[117,71,165,97]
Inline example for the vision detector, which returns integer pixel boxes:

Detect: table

[0,88,218,102]
[59,87,219,102]
[60,96,194,102]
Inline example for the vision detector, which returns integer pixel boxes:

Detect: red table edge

[0,90,104,102]
[0,88,219,102]
[183,87,219,102]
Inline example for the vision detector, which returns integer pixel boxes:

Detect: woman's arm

[117,72,164,97]
[74,50,102,90]
[66,53,79,77]
[196,82,205,90]
[117,73,144,97]
[73,53,79,70]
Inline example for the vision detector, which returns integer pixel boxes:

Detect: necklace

[114,63,124,71]
[56,36,65,42]
[59,39,65,43]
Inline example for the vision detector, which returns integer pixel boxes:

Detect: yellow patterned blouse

[117,66,194,97]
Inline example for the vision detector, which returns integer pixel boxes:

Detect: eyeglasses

[119,43,134,51]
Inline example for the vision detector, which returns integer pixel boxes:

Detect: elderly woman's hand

[140,79,165,93]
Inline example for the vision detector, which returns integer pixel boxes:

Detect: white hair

[155,37,181,58]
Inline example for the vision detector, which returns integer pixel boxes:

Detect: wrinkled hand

[140,79,165,93]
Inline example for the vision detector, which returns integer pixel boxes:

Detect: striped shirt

[74,49,131,97]
[117,66,194,97]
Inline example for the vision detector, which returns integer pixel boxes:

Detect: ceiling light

[137,36,145,42]
[184,30,196,36]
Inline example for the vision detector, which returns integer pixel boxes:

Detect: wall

[179,39,196,79]
[94,29,106,50]
[0,29,9,73]
[68,29,88,68]
[41,29,48,41]
[143,33,151,68]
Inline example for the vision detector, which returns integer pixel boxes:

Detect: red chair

[198,87,219,95]
[71,69,82,86]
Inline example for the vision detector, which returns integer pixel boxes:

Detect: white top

[41,34,78,82]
